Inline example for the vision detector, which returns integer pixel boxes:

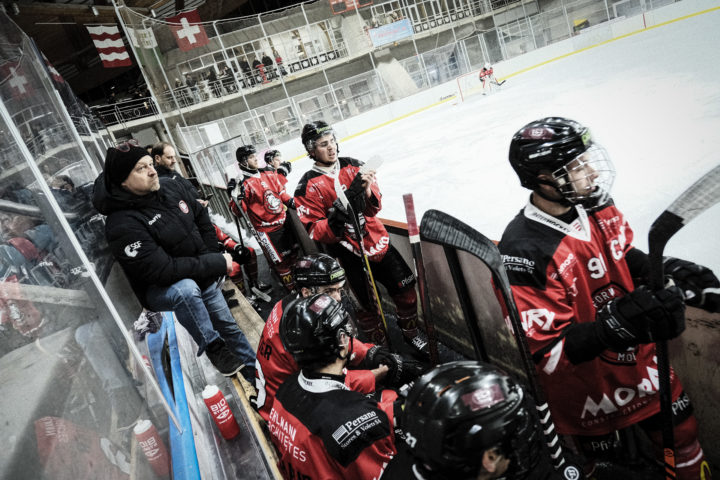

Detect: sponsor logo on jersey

[520,308,555,332]
[124,241,141,258]
[331,411,382,448]
[591,282,627,309]
[557,253,576,276]
[178,200,189,213]
[502,255,535,274]
[580,363,659,422]
[268,408,307,462]
[148,213,161,225]
[366,236,390,257]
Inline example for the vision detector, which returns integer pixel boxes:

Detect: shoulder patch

[124,241,142,258]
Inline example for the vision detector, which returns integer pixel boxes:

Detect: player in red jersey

[294,121,428,357]
[262,149,292,187]
[228,144,298,291]
[213,224,271,306]
[479,63,495,94]
[254,253,424,422]
[498,117,717,478]
[269,294,399,480]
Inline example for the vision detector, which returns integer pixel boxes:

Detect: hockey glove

[327,199,350,238]
[277,161,291,177]
[364,346,426,388]
[345,172,367,214]
[231,244,251,264]
[664,257,720,312]
[285,197,296,210]
[226,178,236,195]
[235,182,246,201]
[595,285,685,351]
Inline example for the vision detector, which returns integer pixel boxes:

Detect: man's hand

[664,257,720,312]
[226,178,236,195]
[222,253,233,275]
[370,364,389,386]
[595,285,685,351]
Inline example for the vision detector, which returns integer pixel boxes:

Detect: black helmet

[294,254,346,289]
[509,117,615,207]
[264,149,280,165]
[401,361,541,478]
[301,120,336,156]
[280,294,353,367]
[236,144,256,166]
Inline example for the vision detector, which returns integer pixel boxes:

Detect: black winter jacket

[93,175,225,308]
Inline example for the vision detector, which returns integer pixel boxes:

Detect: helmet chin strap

[534,178,573,207]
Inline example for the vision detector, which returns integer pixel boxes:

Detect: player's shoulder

[295,168,326,197]
[339,157,362,169]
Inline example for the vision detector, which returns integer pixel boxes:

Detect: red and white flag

[0,62,32,99]
[87,25,132,68]
[167,9,209,51]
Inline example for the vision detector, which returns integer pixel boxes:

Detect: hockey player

[270,293,399,480]
[213,224,271,307]
[479,63,494,94]
[228,144,298,291]
[261,149,292,186]
[294,120,428,357]
[383,360,552,480]
[498,117,715,478]
[254,253,423,422]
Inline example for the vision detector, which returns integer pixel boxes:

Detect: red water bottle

[202,384,240,440]
[133,419,170,477]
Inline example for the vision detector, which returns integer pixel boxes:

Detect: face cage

[498,406,543,479]
[551,144,615,207]
[305,130,337,154]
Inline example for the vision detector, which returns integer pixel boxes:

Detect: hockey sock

[356,310,388,346]
[392,287,418,331]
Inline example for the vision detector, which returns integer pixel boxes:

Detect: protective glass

[552,144,615,207]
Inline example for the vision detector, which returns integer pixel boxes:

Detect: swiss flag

[0,62,32,99]
[87,25,132,68]
[167,9,209,51]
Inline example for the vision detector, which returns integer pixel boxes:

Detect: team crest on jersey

[178,200,189,213]
[264,190,282,213]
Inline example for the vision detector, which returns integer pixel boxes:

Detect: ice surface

[286,10,720,274]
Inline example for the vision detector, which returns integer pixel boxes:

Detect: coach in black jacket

[92,143,255,380]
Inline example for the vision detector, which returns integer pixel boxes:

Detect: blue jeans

[146,278,255,367]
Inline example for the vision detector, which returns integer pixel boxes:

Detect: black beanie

[105,146,150,186]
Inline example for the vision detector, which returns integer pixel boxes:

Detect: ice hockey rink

[284,6,720,274]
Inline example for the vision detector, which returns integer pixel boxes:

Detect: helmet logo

[329,269,345,280]
[310,295,331,312]
[462,384,505,411]
[525,127,554,139]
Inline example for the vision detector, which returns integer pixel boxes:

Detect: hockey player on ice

[253,253,424,422]
[382,360,558,480]
[227,144,299,291]
[479,63,496,95]
[294,120,429,357]
[269,293,399,480]
[498,117,717,478]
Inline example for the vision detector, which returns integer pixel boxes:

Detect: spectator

[91,142,256,381]
[261,52,275,80]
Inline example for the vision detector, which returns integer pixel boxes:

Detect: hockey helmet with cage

[235,144,256,166]
[280,294,355,367]
[264,149,281,165]
[509,117,615,208]
[301,120,337,157]
[401,360,541,479]
[294,254,346,289]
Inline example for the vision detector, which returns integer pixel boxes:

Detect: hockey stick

[420,209,581,479]
[647,163,720,480]
[492,79,506,86]
[403,193,440,365]
[335,179,391,347]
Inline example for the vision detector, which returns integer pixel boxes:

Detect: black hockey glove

[226,178,236,195]
[277,161,292,177]
[231,244,251,264]
[327,199,350,238]
[664,257,720,312]
[285,197,296,210]
[364,345,426,388]
[595,285,685,351]
[345,172,366,214]
[235,182,246,201]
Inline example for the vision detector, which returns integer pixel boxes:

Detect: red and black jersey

[294,157,390,261]
[479,67,493,79]
[255,294,377,423]
[498,199,682,436]
[269,371,397,480]
[235,170,291,233]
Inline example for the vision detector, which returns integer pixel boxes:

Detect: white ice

[288,9,720,275]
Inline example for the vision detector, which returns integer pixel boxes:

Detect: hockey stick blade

[648,163,720,479]
[251,286,272,303]
[420,209,580,478]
